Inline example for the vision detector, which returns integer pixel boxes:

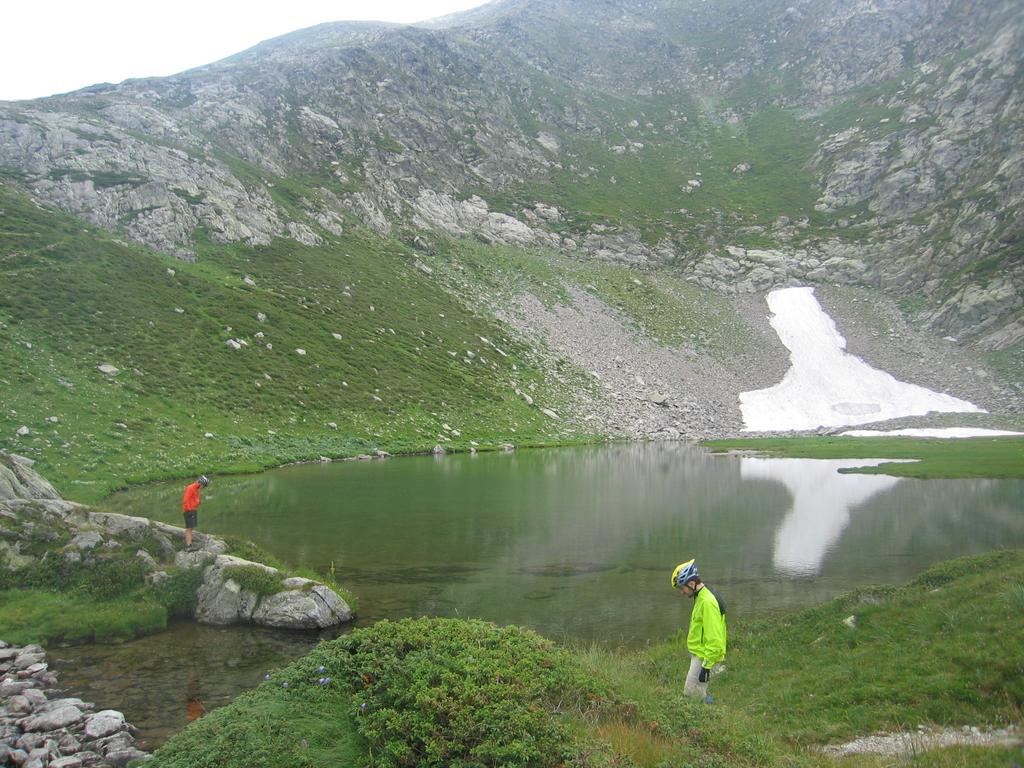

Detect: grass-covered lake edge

[701,435,1024,479]
[148,549,1024,768]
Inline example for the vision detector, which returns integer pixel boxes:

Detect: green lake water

[51,442,1024,748]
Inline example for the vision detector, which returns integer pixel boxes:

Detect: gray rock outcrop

[194,556,353,629]
[251,582,354,629]
[0,455,61,502]
[0,452,355,633]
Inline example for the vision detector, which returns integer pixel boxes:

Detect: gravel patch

[823,724,1021,757]
[499,287,751,439]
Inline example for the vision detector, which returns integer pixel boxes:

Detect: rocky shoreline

[1,642,149,768]
[1,452,355,633]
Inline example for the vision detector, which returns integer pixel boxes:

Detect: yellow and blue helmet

[671,559,699,589]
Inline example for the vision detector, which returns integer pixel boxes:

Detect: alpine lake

[48,443,1024,748]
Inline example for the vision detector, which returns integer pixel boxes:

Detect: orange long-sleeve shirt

[182,482,202,512]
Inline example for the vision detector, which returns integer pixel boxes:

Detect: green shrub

[223,536,285,570]
[148,566,205,617]
[0,550,148,599]
[76,556,149,599]
[150,688,365,768]
[1004,581,1024,613]
[912,549,1018,588]
[278,617,610,768]
[223,565,282,597]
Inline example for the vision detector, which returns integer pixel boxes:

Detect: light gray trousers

[683,655,716,698]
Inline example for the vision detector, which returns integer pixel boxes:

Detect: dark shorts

[184,511,198,529]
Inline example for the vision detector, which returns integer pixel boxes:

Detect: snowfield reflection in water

[740,287,982,432]
[741,457,911,575]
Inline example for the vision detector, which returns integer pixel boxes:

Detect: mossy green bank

[702,435,1024,479]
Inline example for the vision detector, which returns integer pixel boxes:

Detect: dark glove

[698,667,711,683]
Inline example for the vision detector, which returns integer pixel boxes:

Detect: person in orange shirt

[182,475,210,550]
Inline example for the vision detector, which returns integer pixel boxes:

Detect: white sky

[0,1,491,101]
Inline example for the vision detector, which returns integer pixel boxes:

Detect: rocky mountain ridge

[0,0,1020,352]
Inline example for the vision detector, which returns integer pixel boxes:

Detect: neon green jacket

[687,585,727,669]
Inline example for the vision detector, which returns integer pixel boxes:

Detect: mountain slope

[0,181,580,499]
[0,0,1022,495]
[0,0,1020,345]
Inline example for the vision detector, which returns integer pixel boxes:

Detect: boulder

[7,695,33,714]
[84,710,126,740]
[86,512,150,538]
[1,679,33,696]
[68,531,103,550]
[251,585,353,629]
[173,550,216,569]
[42,697,89,711]
[57,734,81,754]
[195,574,260,626]
[105,747,152,766]
[22,689,47,708]
[194,555,272,625]
[14,652,46,670]
[0,454,62,501]
[135,549,159,571]
[152,521,227,554]
[20,704,84,732]
[15,732,44,751]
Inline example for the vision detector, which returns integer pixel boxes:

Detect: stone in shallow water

[106,747,152,765]
[84,709,126,740]
[251,585,353,629]
[20,704,84,732]
[14,652,46,670]
[7,694,33,714]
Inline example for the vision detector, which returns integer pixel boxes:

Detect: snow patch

[740,287,983,431]
[841,428,1023,438]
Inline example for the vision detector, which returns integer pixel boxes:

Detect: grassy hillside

[488,91,828,249]
[0,181,587,502]
[149,550,1024,767]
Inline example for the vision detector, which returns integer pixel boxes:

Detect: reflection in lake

[741,458,904,575]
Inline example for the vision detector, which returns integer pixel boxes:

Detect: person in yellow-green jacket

[672,558,727,702]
